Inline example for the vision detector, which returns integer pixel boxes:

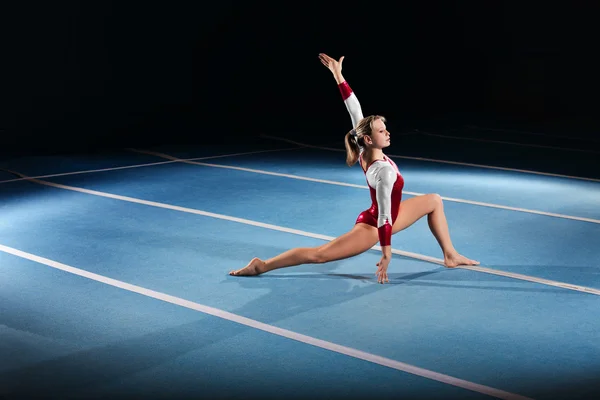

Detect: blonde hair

[344,115,386,166]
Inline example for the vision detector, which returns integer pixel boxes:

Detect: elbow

[377,214,392,228]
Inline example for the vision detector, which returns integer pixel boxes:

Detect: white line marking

[7,169,600,297]
[418,131,600,154]
[0,243,532,400]
[0,147,302,185]
[461,265,600,296]
[260,134,600,183]
[131,149,600,225]
[0,160,178,184]
[130,148,370,188]
[425,195,600,225]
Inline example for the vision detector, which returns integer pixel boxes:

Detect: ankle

[443,248,457,258]
[257,259,269,274]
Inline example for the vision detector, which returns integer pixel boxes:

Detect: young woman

[229,53,479,283]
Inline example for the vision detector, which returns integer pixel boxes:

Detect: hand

[375,255,390,284]
[318,53,344,76]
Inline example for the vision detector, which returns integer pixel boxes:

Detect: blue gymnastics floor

[1,134,599,400]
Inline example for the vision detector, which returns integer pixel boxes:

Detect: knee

[428,193,443,209]
[309,248,329,264]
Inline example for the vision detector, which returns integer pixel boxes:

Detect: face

[364,118,390,149]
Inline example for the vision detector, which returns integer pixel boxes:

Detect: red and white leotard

[338,81,405,247]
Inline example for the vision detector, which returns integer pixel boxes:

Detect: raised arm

[319,53,364,128]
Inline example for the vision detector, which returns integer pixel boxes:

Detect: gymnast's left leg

[392,193,479,268]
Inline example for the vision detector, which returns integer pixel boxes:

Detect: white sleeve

[374,165,397,228]
[344,93,364,129]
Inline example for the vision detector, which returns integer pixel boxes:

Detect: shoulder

[366,160,397,184]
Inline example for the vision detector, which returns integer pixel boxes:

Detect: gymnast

[229,53,479,283]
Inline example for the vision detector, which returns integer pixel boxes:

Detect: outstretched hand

[319,53,344,76]
[376,255,390,284]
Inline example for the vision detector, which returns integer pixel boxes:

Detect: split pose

[229,53,479,283]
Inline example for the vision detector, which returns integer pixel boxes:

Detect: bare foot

[444,252,479,268]
[229,257,266,276]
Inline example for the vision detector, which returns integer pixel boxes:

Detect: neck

[363,148,384,163]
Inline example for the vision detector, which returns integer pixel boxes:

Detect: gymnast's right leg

[229,223,378,276]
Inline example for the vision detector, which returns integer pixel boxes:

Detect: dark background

[1,3,599,397]
[1,1,599,157]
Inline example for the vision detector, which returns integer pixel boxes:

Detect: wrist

[338,80,352,100]
[382,246,392,258]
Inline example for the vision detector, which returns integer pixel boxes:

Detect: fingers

[376,270,389,284]
[319,54,332,66]
[375,264,389,284]
[318,53,342,67]
[318,55,331,69]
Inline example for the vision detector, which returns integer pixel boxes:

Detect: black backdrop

[2,1,598,156]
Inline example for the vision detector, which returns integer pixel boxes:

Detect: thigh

[392,194,437,234]
[316,223,379,262]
